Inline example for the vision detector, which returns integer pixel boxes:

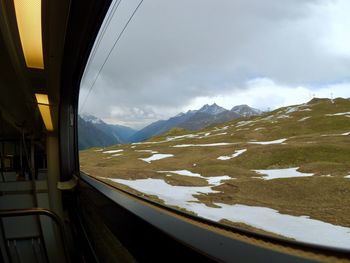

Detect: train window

[78,0,350,250]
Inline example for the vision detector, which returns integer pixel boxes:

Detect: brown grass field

[80,98,350,230]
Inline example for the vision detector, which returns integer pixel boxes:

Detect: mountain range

[78,114,137,150]
[78,103,261,149]
[129,104,261,142]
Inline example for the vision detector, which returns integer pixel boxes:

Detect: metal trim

[0,207,70,263]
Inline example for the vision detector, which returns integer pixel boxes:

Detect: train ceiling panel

[0,0,70,138]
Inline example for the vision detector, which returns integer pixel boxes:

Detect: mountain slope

[130,103,260,142]
[231,104,261,117]
[78,116,120,150]
[78,114,137,150]
[129,110,197,142]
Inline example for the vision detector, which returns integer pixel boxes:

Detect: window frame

[59,1,350,261]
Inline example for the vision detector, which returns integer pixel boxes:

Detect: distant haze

[79,0,350,129]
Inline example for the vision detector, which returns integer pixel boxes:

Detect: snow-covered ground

[284,104,309,114]
[111,153,122,157]
[139,154,174,163]
[207,176,233,185]
[158,170,232,186]
[100,177,350,249]
[345,175,350,179]
[254,127,266,131]
[197,132,228,139]
[276,114,290,119]
[325,112,350,117]
[136,150,158,154]
[166,134,198,141]
[105,177,218,206]
[159,170,202,178]
[253,167,314,180]
[248,139,287,145]
[298,116,311,122]
[102,149,124,154]
[321,132,350,137]
[173,143,234,147]
[217,149,247,160]
[236,120,255,127]
[192,203,350,250]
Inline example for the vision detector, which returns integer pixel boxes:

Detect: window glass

[79,0,350,249]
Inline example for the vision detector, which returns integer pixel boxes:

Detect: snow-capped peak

[198,103,226,115]
[231,105,261,117]
[175,112,186,117]
[80,113,105,124]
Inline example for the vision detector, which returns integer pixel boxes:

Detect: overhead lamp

[13,0,44,69]
[35,93,53,131]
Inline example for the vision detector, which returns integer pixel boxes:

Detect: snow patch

[166,134,198,141]
[173,143,234,148]
[285,106,299,114]
[253,167,314,180]
[207,176,233,185]
[298,116,311,122]
[214,126,229,131]
[276,114,290,119]
[192,203,350,250]
[321,132,350,137]
[100,177,350,249]
[158,170,232,186]
[136,150,158,154]
[236,120,255,127]
[102,149,124,154]
[261,115,274,121]
[325,112,350,117]
[159,170,202,178]
[217,149,247,160]
[105,177,218,206]
[248,139,287,145]
[285,104,309,114]
[139,154,174,163]
[94,149,104,152]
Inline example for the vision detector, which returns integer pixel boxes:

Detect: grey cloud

[79,0,350,128]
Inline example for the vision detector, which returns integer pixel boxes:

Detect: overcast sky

[79,0,350,129]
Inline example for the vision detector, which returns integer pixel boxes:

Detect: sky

[79,0,350,129]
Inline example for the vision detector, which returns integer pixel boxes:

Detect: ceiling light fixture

[35,93,53,131]
[13,0,44,69]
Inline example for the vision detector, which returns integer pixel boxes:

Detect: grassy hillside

[80,98,350,228]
